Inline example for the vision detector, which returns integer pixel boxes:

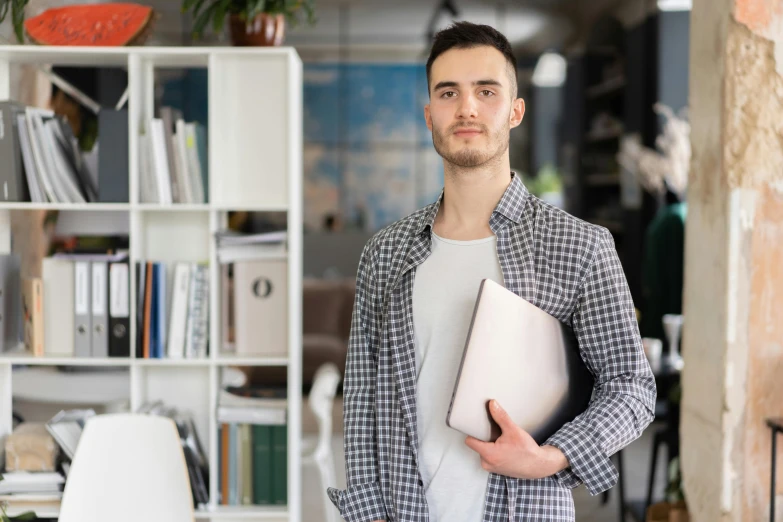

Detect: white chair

[302,363,342,522]
[58,413,194,522]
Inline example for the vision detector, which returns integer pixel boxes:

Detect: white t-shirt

[412,230,505,522]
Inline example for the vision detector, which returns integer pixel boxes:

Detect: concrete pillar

[682,0,783,521]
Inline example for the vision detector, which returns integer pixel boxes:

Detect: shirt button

[418,478,424,487]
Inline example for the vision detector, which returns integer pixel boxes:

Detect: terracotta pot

[229,13,286,46]
[645,501,690,522]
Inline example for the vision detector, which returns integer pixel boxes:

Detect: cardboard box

[646,501,690,522]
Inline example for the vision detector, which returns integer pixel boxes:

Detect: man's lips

[453,127,483,136]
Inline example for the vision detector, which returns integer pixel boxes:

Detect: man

[328,21,656,522]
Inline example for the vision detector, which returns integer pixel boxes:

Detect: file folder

[109,260,130,357]
[91,261,109,358]
[73,261,91,357]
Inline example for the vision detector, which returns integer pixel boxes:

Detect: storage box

[4,423,59,472]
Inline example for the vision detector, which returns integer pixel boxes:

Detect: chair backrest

[58,413,194,522]
[308,363,342,453]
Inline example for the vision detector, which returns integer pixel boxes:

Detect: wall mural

[303,63,444,233]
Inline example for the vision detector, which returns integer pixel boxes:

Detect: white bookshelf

[0,45,303,522]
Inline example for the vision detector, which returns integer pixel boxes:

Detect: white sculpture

[617,103,690,200]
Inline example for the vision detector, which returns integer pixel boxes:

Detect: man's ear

[424,104,433,131]
[509,98,525,129]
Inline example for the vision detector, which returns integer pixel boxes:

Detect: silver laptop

[446,278,594,444]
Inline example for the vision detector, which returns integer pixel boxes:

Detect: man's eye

[480,90,494,96]
[441,91,457,98]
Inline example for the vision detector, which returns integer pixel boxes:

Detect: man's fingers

[489,399,515,431]
[465,435,491,456]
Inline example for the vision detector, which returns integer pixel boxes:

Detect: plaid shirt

[327,173,657,522]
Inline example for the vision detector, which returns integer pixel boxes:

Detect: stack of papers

[214,230,287,263]
[0,471,65,498]
[217,387,287,425]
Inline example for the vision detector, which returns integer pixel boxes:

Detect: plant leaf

[0,1,10,24]
[186,0,210,18]
[181,0,200,13]
[10,512,37,521]
[212,0,232,32]
[246,0,266,20]
[192,1,219,37]
[11,0,26,43]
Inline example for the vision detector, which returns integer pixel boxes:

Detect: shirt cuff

[327,482,387,522]
[544,421,618,496]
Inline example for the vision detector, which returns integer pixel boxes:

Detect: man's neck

[433,156,513,241]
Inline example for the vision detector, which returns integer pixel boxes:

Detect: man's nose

[456,93,478,119]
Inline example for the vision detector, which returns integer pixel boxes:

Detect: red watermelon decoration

[24,3,155,46]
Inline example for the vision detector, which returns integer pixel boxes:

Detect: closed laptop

[446,278,594,444]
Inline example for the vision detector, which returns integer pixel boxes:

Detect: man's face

[425,46,525,169]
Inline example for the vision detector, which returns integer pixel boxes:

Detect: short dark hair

[426,21,518,98]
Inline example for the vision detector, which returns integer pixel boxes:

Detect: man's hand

[464,399,569,480]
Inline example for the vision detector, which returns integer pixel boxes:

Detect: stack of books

[217,386,287,506]
[135,261,209,359]
[139,106,208,204]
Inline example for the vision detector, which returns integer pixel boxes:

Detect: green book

[252,425,273,504]
[271,425,287,505]
[240,424,253,505]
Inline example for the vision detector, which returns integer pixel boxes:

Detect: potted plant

[0,501,35,521]
[182,0,316,46]
[0,0,29,43]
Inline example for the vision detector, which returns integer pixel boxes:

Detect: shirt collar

[415,171,529,236]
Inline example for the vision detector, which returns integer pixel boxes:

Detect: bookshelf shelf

[214,356,290,367]
[0,45,303,521]
[135,203,211,212]
[133,357,212,367]
[0,354,132,367]
[197,505,290,519]
[0,202,132,211]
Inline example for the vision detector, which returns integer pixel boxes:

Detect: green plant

[521,163,563,198]
[182,0,316,39]
[0,0,30,44]
[666,456,685,503]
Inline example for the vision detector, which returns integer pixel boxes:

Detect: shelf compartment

[131,365,212,461]
[215,355,290,367]
[197,505,289,519]
[136,210,210,263]
[209,53,294,209]
[12,366,130,406]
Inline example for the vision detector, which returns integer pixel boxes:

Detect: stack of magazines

[138,401,209,509]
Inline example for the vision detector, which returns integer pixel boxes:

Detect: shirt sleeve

[544,228,657,496]
[326,241,388,521]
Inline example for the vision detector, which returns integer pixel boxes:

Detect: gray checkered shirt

[327,173,657,521]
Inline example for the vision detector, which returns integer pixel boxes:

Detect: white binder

[73,261,91,357]
[91,261,109,358]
